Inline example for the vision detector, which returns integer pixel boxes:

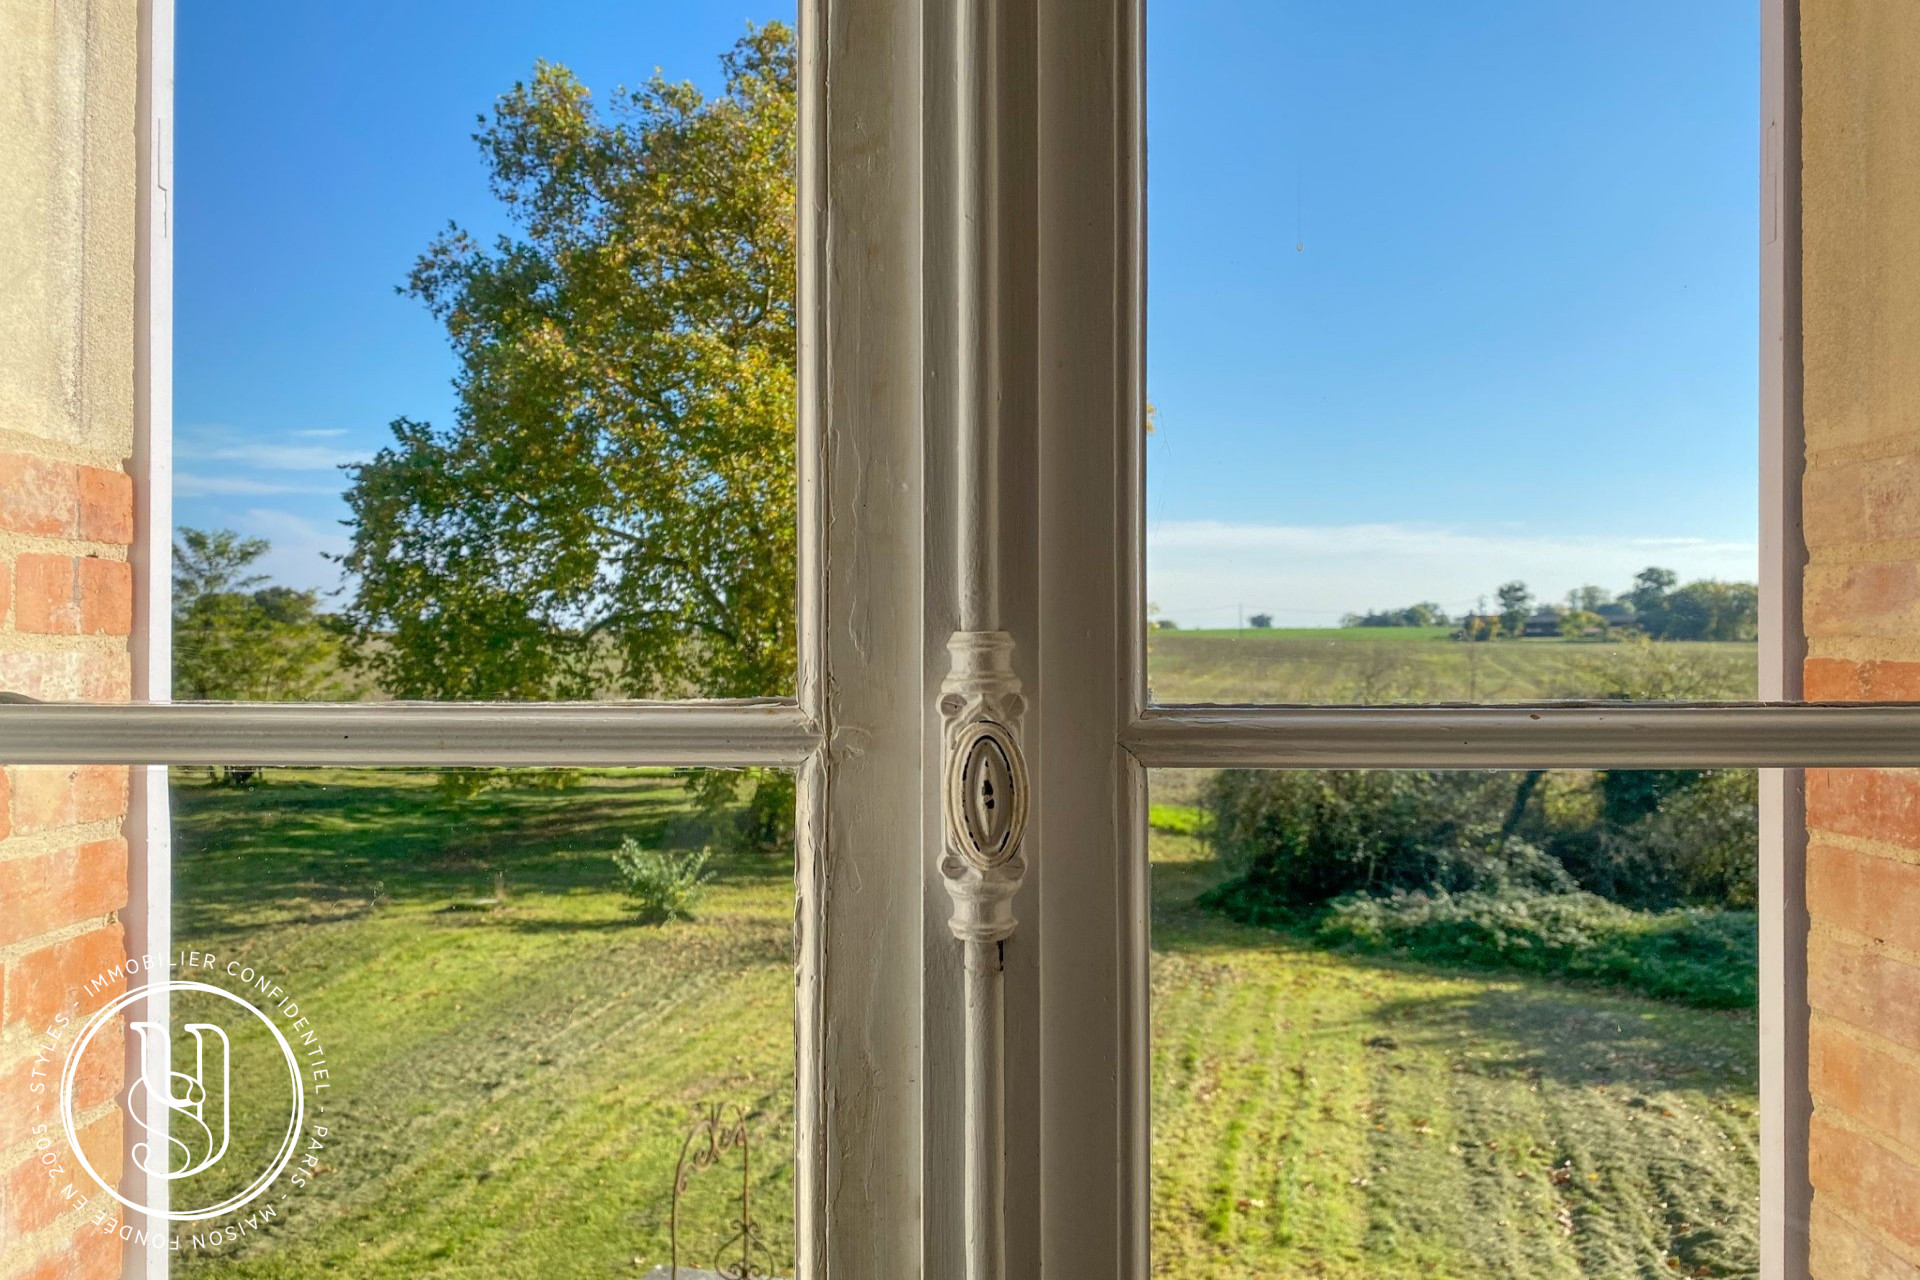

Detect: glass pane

[22,764,796,1277]
[176,4,799,701]
[1150,767,1758,1277]
[1146,3,1761,704]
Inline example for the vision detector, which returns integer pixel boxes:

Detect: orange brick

[0,651,132,704]
[0,555,12,629]
[0,1109,121,1241]
[6,766,129,835]
[1809,768,1920,853]
[1806,453,1920,548]
[1810,1113,1920,1255]
[1,1122,98,1242]
[13,1218,124,1280]
[1807,657,1920,702]
[1806,561,1920,638]
[71,1108,121,1190]
[73,465,133,545]
[12,556,133,636]
[0,925,126,1032]
[0,453,79,538]
[1809,1199,1920,1280]
[0,455,132,545]
[0,1017,123,1148]
[1812,1025,1920,1155]
[0,839,130,948]
[76,652,132,703]
[1810,932,1920,1054]
[0,769,10,841]
[1809,842,1920,950]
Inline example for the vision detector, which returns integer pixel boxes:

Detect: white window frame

[3,1,1904,1278]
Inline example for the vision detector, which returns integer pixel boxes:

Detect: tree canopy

[174,528,339,701]
[340,25,797,701]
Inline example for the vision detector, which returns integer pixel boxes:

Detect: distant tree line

[1341,601,1450,629]
[1350,567,1758,642]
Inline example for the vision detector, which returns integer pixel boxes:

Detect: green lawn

[1147,628,1757,703]
[170,769,796,1278]
[1150,828,1760,1279]
[168,771,1758,1278]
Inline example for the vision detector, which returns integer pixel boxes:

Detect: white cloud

[184,443,363,471]
[290,428,349,439]
[1147,521,1758,627]
[175,424,365,472]
[175,472,339,497]
[230,508,351,597]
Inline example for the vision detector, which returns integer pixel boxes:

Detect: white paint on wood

[1759,1,1811,1275]
[126,3,174,1273]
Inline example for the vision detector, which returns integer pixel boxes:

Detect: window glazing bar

[0,699,818,767]
[1125,702,1920,769]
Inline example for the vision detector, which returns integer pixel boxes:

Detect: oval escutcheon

[948,720,1028,868]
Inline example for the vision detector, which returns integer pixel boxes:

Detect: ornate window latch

[939,631,1031,949]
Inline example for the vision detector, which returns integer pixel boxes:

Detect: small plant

[613,839,713,923]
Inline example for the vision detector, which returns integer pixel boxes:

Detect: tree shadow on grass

[1355,983,1756,1096]
[1149,856,1756,1097]
[170,769,792,936]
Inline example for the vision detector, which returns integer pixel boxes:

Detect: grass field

[170,769,796,1278]
[1150,827,1760,1279]
[169,770,1759,1278]
[1146,627,1758,703]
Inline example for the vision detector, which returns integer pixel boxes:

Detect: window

[6,2,1918,1278]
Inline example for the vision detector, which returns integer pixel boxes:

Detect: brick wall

[0,2,140,1278]
[1802,2,1920,1276]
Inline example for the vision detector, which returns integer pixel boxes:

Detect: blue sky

[177,2,1760,625]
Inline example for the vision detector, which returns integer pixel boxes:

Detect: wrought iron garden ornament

[669,1102,772,1280]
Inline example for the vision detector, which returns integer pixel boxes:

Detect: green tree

[1495,580,1533,637]
[1560,608,1606,636]
[340,26,797,705]
[1627,566,1678,614]
[1571,584,1610,612]
[1657,580,1759,641]
[173,528,339,703]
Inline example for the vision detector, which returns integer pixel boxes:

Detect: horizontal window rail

[10,699,1920,770]
[1124,702,1920,770]
[0,699,819,768]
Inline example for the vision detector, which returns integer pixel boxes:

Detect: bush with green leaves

[1310,886,1757,1008]
[1203,769,1573,911]
[612,839,714,923]
[1205,763,1757,915]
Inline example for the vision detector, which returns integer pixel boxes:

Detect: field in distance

[1146,627,1757,704]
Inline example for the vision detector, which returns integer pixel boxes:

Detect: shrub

[1204,769,1571,909]
[1311,887,1757,1008]
[613,839,713,923]
[1206,761,1758,914]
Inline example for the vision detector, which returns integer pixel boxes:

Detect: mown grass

[1311,890,1758,1010]
[1146,628,1757,704]
[170,768,795,1279]
[169,771,1758,1278]
[1150,829,1759,1279]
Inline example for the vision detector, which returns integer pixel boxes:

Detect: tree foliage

[1495,580,1533,636]
[1342,601,1449,628]
[173,528,340,702]
[340,26,798,701]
